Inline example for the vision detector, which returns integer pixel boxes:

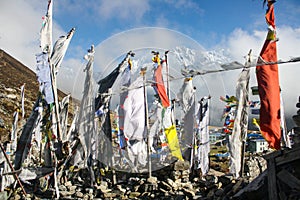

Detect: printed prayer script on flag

[256,1,281,149]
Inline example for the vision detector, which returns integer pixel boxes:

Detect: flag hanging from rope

[74,46,96,167]
[95,52,133,111]
[163,107,183,161]
[36,52,54,104]
[152,54,170,108]
[123,75,148,166]
[177,78,195,148]
[118,59,132,149]
[123,75,146,141]
[229,64,250,178]
[256,1,281,149]
[196,96,210,176]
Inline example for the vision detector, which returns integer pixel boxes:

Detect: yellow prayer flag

[164,125,183,161]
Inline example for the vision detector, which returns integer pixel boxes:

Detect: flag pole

[164,50,170,99]
[190,92,197,173]
[141,67,152,178]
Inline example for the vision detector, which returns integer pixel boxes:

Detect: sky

[1,0,300,128]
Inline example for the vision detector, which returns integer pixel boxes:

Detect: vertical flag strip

[149,101,163,152]
[123,75,147,166]
[74,46,96,167]
[256,1,281,149]
[14,98,40,170]
[60,95,70,142]
[50,28,75,140]
[40,0,53,54]
[36,52,54,104]
[66,106,78,141]
[118,59,132,149]
[163,107,183,161]
[20,83,25,118]
[152,53,170,108]
[123,76,146,141]
[177,78,196,153]
[195,96,210,176]
[164,124,183,161]
[33,105,43,150]
[229,61,250,178]
[11,111,19,154]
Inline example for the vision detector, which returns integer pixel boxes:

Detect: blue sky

[51,0,300,51]
[1,0,300,127]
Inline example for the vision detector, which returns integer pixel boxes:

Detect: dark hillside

[0,49,76,142]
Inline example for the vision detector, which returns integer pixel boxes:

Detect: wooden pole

[141,67,151,178]
[164,50,170,100]
[190,92,196,172]
[240,140,246,177]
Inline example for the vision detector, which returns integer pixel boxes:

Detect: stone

[147,176,157,184]
[116,184,126,194]
[183,187,195,197]
[75,191,84,198]
[13,194,21,200]
[68,185,77,191]
[64,181,72,187]
[128,191,141,199]
[103,192,117,198]
[59,184,67,191]
[68,189,76,195]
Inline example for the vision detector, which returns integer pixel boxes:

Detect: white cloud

[0,1,42,67]
[0,1,68,69]
[97,0,150,21]
[163,0,203,13]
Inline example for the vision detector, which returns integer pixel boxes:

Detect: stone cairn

[4,159,249,200]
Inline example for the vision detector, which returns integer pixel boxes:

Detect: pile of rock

[245,155,267,182]
[1,160,242,199]
[3,155,275,200]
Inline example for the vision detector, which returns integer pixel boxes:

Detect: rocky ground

[3,156,267,200]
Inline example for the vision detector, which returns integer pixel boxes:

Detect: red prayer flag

[154,63,170,108]
[256,2,281,149]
